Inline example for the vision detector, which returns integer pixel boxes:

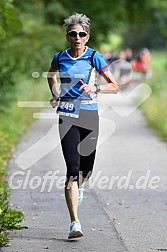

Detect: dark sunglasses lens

[68,31,77,37]
[79,32,87,37]
[68,31,87,37]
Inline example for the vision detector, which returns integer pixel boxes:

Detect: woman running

[47,12,118,239]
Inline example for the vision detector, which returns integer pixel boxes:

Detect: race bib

[57,99,81,118]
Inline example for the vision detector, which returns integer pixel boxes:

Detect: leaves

[0,189,24,230]
[0,189,24,246]
[0,230,10,246]
[0,0,22,35]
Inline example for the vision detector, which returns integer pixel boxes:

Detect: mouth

[74,42,81,46]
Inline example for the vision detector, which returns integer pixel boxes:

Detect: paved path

[2,100,129,252]
[93,81,167,252]
[2,78,167,252]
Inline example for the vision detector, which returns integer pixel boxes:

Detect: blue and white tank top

[51,47,108,110]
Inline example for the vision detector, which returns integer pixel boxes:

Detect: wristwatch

[94,84,101,94]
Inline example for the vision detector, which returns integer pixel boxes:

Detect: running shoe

[78,186,85,206]
[68,221,83,239]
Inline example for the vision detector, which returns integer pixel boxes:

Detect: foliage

[0,190,24,229]
[99,33,122,52]
[0,189,25,246]
[0,230,9,246]
[122,1,167,49]
[0,131,13,182]
[0,0,22,106]
[0,0,22,37]
[43,0,68,25]
[58,0,167,49]
[0,41,18,108]
[122,23,167,50]
[0,0,66,106]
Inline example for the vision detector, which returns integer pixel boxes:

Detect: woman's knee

[66,166,80,181]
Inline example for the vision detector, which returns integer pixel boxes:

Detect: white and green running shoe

[68,221,83,239]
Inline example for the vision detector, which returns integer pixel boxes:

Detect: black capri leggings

[59,110,99,181]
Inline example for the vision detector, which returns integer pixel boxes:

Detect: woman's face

[66,24,90,50]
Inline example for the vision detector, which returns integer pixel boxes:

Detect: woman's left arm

[80,70,119,95]
[99,70,119,94]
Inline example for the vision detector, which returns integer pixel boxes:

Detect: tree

[0,0,21,37]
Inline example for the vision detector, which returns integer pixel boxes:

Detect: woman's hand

[79,80,96,94]
[50,96,59,108]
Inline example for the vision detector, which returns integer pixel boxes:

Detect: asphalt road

[2,78,167,252]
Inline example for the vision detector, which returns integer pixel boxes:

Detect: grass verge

[140,50,167,141]
[0,76,50,246]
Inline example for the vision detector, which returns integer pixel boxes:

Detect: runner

[132,48,152,78]
[47,12,118,239]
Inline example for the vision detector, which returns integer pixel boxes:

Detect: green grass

[0,76,50,246]
[0,189,25,246]
[140,50,167,141]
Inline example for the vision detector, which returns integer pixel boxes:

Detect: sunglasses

[68,30,88,38]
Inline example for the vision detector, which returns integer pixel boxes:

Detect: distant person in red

[132,48,152,78]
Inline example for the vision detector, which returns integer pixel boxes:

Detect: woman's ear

[86,34,90,42]
[86,35,90,42]
[66,34,69,42]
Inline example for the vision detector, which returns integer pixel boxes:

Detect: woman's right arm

[47,66,59,107]
[47,66,59,98]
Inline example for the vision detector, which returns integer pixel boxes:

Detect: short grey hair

[64,12,91,33]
